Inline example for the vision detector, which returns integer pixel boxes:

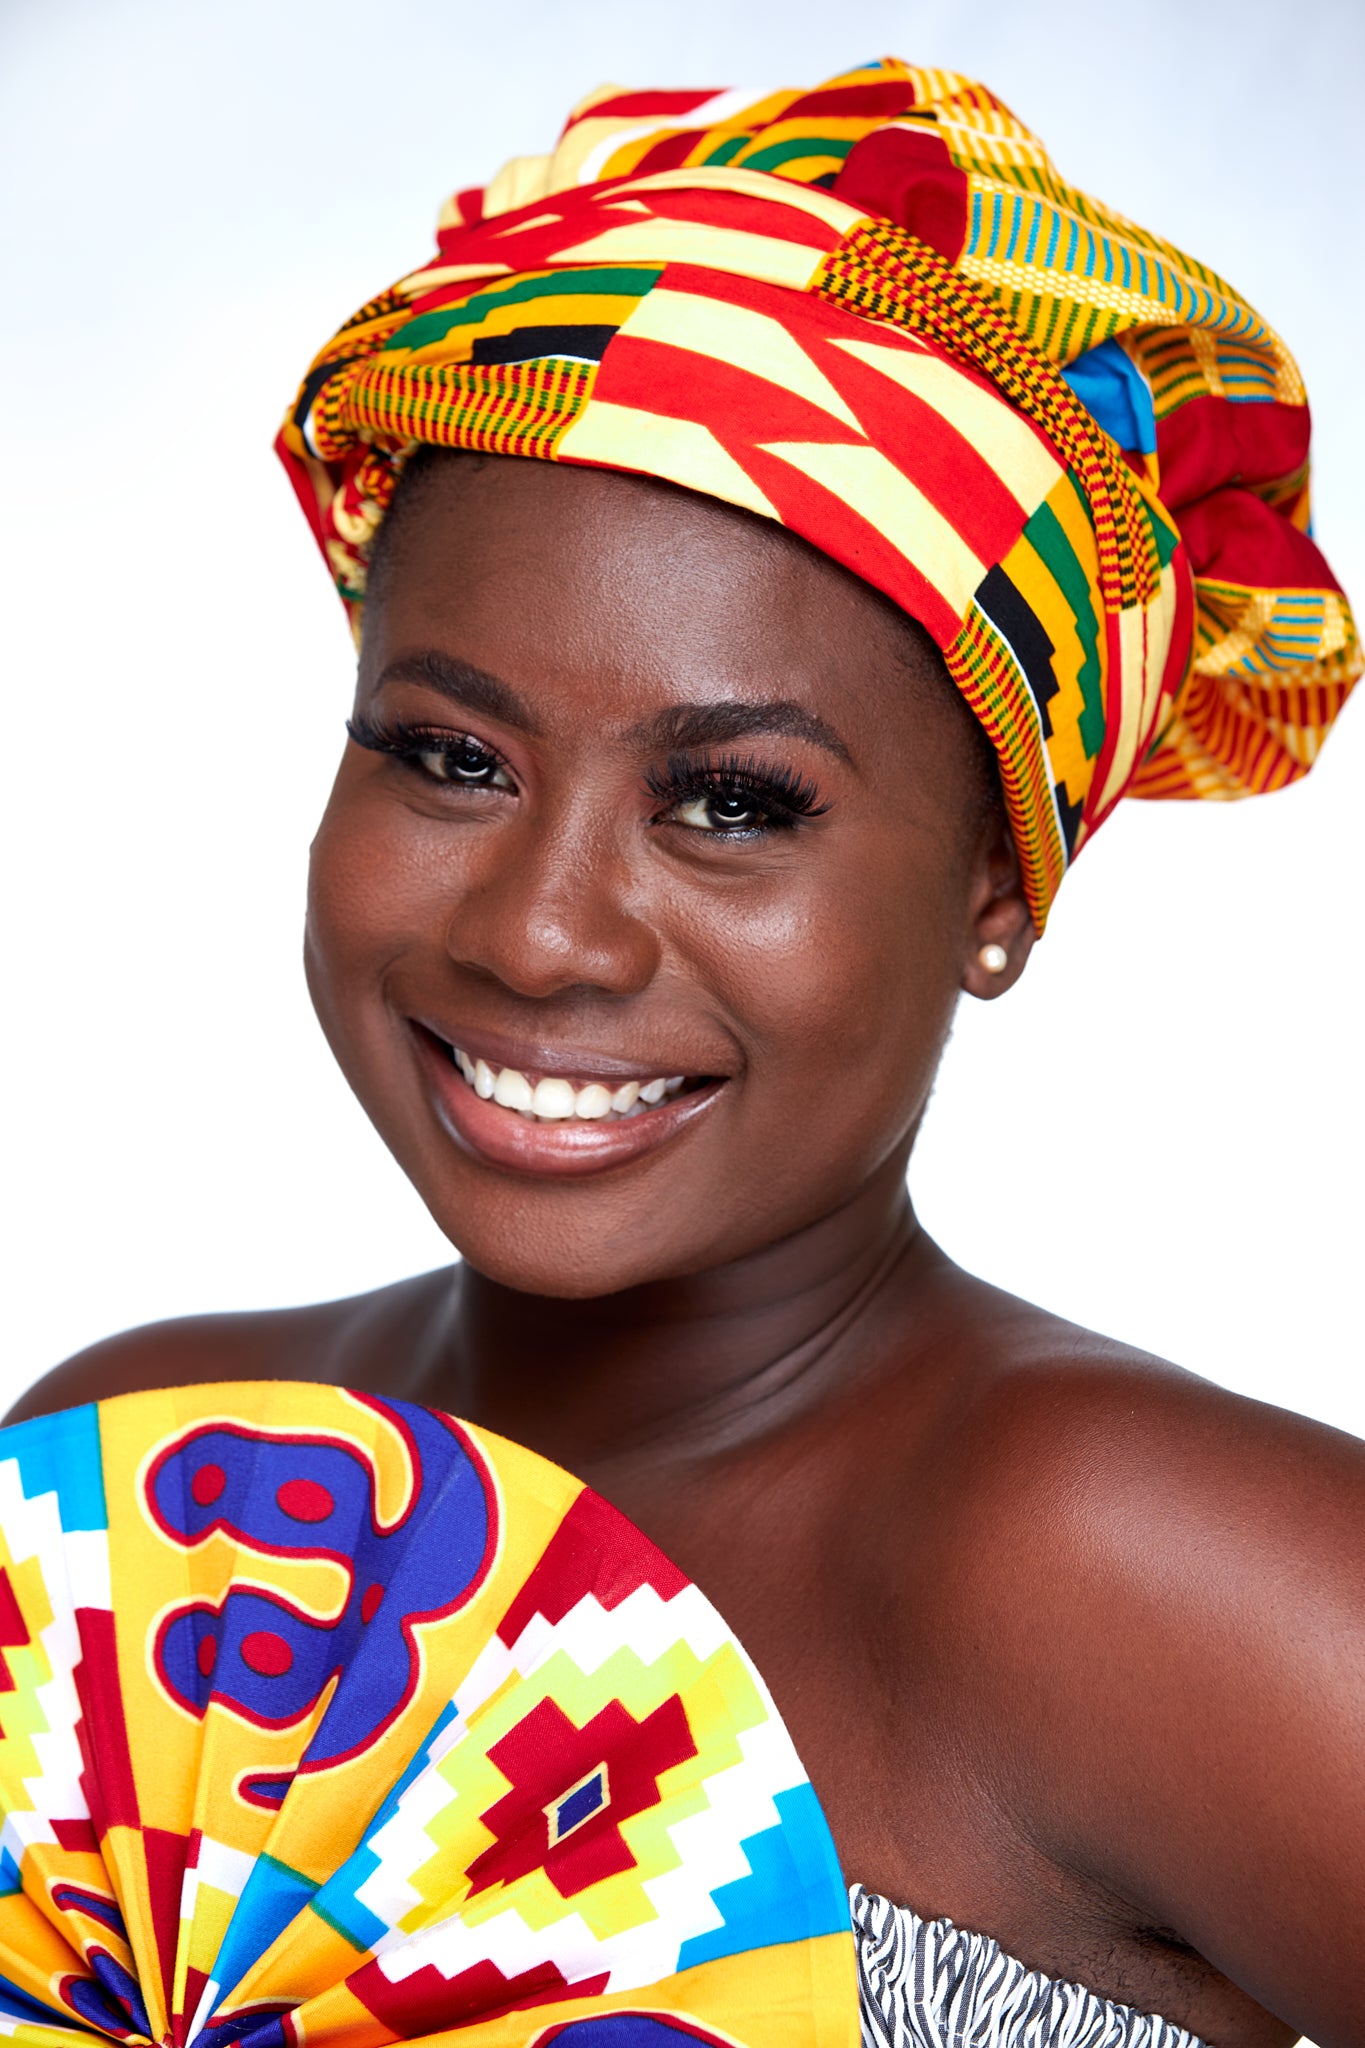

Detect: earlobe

[961,820,1036,1000]
[962,917,1034,999]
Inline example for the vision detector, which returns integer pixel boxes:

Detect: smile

[412,1025,725,1179]
[451,1048,686,1122]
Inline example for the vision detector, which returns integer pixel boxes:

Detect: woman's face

[306,455,1029,1297]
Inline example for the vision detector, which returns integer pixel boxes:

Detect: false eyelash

[645,750,830,828]
[345,712,507,770]
[347,711,447,757]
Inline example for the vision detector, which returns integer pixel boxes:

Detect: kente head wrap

[277,60,1359,928]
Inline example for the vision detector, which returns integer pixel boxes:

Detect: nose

[442,801,662,1002]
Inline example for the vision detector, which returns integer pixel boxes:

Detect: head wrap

[278,60,1358,927]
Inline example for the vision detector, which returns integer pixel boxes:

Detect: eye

[673,788,763,833]
[647,751,830,838]
[413,734,514,789]
[346,715,516,793]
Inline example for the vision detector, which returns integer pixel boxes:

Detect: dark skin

[16,457,1365,2047]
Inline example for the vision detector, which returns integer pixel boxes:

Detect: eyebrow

[373,652,851,764]
[627,700,852,765]
[373,651,542,735]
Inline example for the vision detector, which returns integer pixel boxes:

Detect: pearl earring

[978,943,1009,975]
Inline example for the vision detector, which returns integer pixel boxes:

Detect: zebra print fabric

[850,1885,1210,2048]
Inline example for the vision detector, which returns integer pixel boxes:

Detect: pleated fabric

[278,60,1357,925]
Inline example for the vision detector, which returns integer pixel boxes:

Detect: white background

[3,0,1362,1431]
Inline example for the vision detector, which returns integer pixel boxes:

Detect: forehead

[359,453,943,735]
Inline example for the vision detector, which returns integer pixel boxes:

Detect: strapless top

[852,1885,1210,2048]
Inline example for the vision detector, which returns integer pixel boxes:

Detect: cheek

[682,825,967,1128]
[304,782,436,1040]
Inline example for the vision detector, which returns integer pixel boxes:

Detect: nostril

[443,891,661,1001]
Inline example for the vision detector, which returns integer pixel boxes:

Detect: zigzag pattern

[276,58,1357,927]
[0,1390,859,2048]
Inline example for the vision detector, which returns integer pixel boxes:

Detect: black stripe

[976,564,1058,737]
[974,564,1083,857]
[469,324,618,366]
[292,353,362,432]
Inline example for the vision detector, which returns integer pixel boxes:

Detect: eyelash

[346,717,830,837]
[346,714,513,788]
[644,752,829,835]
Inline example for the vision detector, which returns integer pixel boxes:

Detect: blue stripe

[0,1973,66,2028]
[1023,200,1044,266]
[208,1856,317,1995]
[304,1702,461,1952]
[676,1783,850,1970]
[1006,193,1025,261]
[0,1406,107,1532]
[1061,338,1157,452]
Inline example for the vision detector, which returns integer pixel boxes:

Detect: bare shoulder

[886,1277,1365,2037]
[4,1267,460,1424]
[903,1278,1365,1696]
[940,1283,1365,1577]
[889,1267,1365,1544]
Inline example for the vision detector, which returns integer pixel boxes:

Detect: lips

[452,1046,686,1123]
[410,1024,726,1179]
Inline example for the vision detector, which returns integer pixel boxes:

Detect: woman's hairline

[363,445,1005,837]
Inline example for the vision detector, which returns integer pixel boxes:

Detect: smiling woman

[309,452,1010,1266]
[6,56,1364,2048]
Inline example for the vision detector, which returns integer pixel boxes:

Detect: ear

[960,809,1037,1000]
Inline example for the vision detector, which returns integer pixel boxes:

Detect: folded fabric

[278,60,1358,926]
[0,1386,856,2048]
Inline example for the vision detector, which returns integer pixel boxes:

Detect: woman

[12,61,1363,2048]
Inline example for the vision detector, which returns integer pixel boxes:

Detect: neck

[412,1150,934,1479]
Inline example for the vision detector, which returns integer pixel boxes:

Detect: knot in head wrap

[278,59,1358,927]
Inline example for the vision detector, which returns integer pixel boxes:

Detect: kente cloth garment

[0,1386,857,2048]
[276,60,1358,928]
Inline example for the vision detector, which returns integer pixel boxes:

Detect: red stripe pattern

[276,58,1357,926]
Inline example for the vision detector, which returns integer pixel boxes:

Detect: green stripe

[740,134,854,172]
[398,266,662,351]
[702,132,749,166]
[1024,488,1105,759]
[1146,494,1181,570]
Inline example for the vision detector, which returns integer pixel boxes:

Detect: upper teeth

[453,1049,685,1121]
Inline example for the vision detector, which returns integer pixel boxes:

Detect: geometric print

[0,1387,858,2048]
[277,58,1357,929]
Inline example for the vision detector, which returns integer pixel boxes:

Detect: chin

[429,1207,708,1300]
